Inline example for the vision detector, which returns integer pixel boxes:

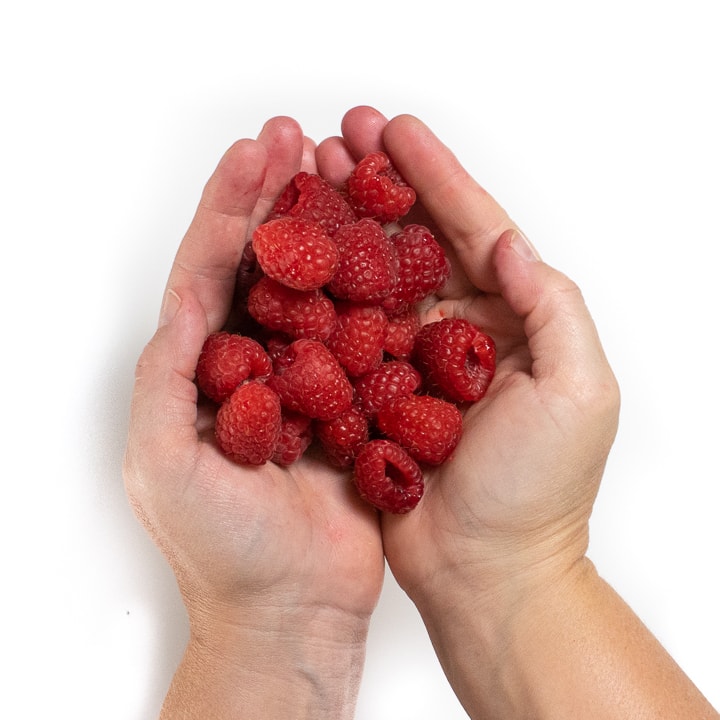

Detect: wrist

[405,511,591,622]
[162,600,371,719]
[410,547,595,718]
[414,556,719,719]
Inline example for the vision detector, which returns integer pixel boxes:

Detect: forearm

[161,607,370,719]
[415,558,718,719]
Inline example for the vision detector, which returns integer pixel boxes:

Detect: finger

[340,105,388,157]
[382,114,522,293]
[125,288,208,495]
[314,136,356,186]
[164,138,269,331]
[494,230,617,400]
[249,116,306,229]
[165,118,306,333]
[301,135,318,174]
[315,105,388,185]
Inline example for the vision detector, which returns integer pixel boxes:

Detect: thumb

[493,230,617,400]
[124,287,208,488]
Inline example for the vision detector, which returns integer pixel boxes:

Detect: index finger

[164,117,306,332]
[164,138,269,332]
[317,108,522,292]
[382,114,521,293]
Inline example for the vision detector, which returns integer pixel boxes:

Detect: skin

[124,118,384,718]
[124,106,719,719]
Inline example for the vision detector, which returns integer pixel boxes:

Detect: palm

[380,285,547,588]
[185,400,385,616]
[381,247,604,594]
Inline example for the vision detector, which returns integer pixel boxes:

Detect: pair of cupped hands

[123,105,619,649]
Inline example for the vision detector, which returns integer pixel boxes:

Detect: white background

[1,0,718,717]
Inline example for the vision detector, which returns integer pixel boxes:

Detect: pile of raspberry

[194,151,496,513]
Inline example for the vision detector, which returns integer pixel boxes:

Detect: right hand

[317,107,719,720]
[316,106,620,608]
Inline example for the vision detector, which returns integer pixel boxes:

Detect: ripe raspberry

[196,331,272,404]
[272,411,314,466]
[325,304,388,378]
[261,332,292,363]
[215,381,282,465]
[346,151,416,224]
[383,307,421,360]
[352,360,422,418]
[247,276,336,341]
[382,224,451,315]
[314,406,369,468]
[326,218,397,302]
[266,339,354,421]
[230,242,265,333]
[353,439,424,514]
[413,318,496,402]
[377,393,463,465]
[252,217,339,291]
[193,159,497,512]
[270,171,357,237]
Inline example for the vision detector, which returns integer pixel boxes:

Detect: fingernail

[509,230,541,262]
[158,289,181,328]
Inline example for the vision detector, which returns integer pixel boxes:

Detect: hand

[317,105,619,609]
[317,108,718,720]
[123,117,384,719]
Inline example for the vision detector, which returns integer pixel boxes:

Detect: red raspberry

[252,217,339,291]
[382,224,451,315]
[326,218,397,303]
[377,393,463,465]
[383,307,421,360]
[272,411,314,466]
[196,331,272,404]
[353,439,424,514]
[346,151,416,223]
[325,303,388,378]
[194,160,495,512]
[413,318,496,402]
[247,276,336,341]
[231,242,265,333]
[352,360,422,418]
[314,406,369,468]
[266,339,354,421]
[215,381,282,465]
[260,332,292,363]
[270,171,357,237]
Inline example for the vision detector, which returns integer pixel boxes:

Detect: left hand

[123,117,384,717]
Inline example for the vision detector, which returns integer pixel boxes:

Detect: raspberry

[382,224,451,315]
[326,218,397,302]
[413,318,496,402]
[215,381,282,465]
[272,411,314,466]
[193,153,498,514]
[252,217,339,291]
[314,406,369,468]
[196,331,272,404]
[376,393,463,465]
[231,242,265,332]
[270,171,357,237]
[383,307,421,360]
[346,151,416,224]
[325,303,388,378]
[266,339,354,421]
[247,276,337,341]
[353,439,424,514]
[352,360,422,418]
